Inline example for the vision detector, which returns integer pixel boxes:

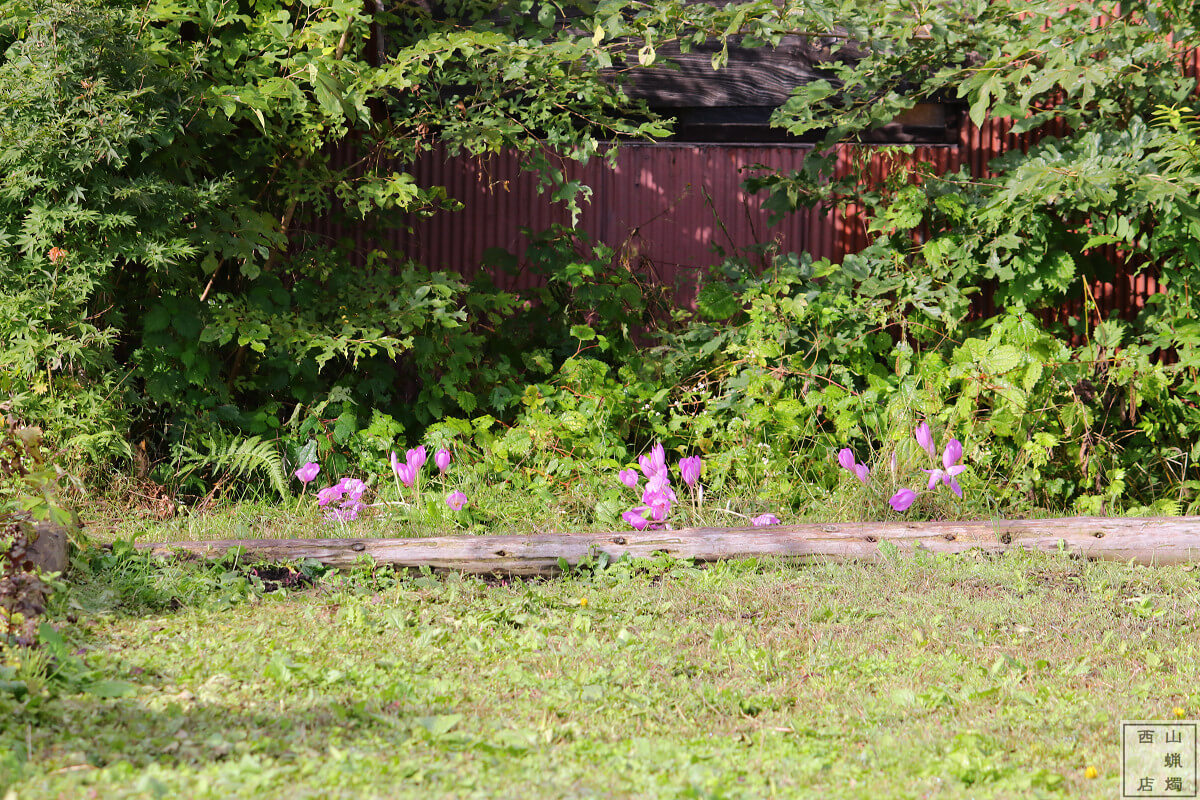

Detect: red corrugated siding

[338,142,829,303]
[314,45,1199,317]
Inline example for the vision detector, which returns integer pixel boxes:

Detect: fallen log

[134,516,1200,575]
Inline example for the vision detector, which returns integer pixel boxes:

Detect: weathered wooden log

[134,517,1200,575]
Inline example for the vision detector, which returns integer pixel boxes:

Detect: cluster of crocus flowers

[317,476,368,521]
[309,444,464,525]
[619,443,687,531]
[618,446,782,530]
[889,423,967,512]
[390,446,426,488]
[389,445,464,511]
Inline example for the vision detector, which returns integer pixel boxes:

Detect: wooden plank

[136,517,1200,575]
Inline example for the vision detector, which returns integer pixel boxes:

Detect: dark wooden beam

[619,37,845,108]
[613,36,957,144]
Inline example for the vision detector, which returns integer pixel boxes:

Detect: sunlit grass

[4,548,1196,798]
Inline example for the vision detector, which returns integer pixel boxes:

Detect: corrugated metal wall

[320,142,832,304]
[312,48,1199,317]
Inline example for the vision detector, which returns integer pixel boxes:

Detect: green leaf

[986,345,1023,375]
[144,305,171,333]
[970,75,1002,128]
[569,324,596,341]
[696,282,740,320]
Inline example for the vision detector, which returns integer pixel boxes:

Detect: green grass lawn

[4,540,1198,798]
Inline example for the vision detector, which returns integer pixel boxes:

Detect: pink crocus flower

[316,483,344,507]
[618,469,639,489]
[391,453,417,488]
[641,481,673,521]
[645,492,672,521]
[326,492,366,521]
[751,513,780,527]
[434,448,451,473]
[294,462,320,483]
[837,448,869,484]
[889,488,918,512]
[679,456,702,487]
[639,443,667,479]
[943,438,963,469]
[643,472,675,499]
[922,439,967,497]
[406,446,427,470]
[445,491,468,511]
[915,422,936,459]
[622,507,650,530]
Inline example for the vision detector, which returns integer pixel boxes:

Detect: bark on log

[134,517,1200,575]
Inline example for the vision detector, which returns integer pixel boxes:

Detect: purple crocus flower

[316,483,344,507]
[618,469,639,489]
[915,422,936,459]
[326,496,365,522]
[434,448,451,473]
[889,488,918,512]
[406,446,427,470]
[639,443,667,479]
[341,478,367,501]
[942,438,963,470]
[445,491,468,510]
[679,456,702,487]
[837,448,869,483]
[922,439,967,497]
[641,473,675,520]
[751,513,780,527]
[391,453,417,488]
[294,462,320,483]
[622,507,650,531]
[642,474,676,504]
[645,492,672,521]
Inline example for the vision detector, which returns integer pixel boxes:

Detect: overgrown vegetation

[1,413,72,647]
[4,0,1200,517]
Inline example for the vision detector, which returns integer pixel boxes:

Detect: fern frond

[179,432,288,498]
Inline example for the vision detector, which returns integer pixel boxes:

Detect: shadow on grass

[20,691,476,773]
